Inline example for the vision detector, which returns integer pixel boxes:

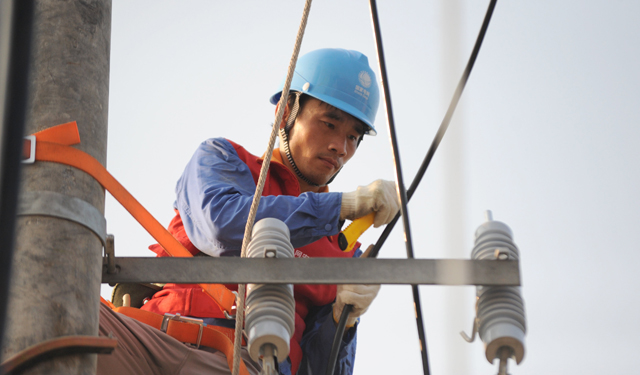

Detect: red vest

[142,139,356,374]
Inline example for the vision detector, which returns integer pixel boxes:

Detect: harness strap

[25,122,237,315]
[100,299,249,375]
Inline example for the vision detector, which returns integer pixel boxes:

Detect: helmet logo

[358,71,372,88]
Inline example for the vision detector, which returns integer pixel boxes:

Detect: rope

[231,1,313,374]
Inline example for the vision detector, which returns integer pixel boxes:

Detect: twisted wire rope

[231,1,313,374]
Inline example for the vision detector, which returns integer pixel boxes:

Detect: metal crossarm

[102,257,520,286]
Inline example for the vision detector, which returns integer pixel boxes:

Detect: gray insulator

[245,218,296,362]
[472,212,527,365]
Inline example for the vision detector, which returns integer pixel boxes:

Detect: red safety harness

[139,138,358,375]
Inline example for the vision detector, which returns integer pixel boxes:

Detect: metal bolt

[494,249,509,260]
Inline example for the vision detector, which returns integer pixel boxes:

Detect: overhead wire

[326,0,499,374]
[367,0,430,374]
[369,0,498,259]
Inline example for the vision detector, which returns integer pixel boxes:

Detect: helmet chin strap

[281,92,341,188]
[281,127,321,187]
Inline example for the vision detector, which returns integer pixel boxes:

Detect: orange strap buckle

[161,313,205,348]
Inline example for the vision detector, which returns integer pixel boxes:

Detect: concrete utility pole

[1,1,111,374]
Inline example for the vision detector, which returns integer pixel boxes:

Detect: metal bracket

[223,291,238,320]
[104,234,116,274]
[22,135,36,164]
[17,190,107,248]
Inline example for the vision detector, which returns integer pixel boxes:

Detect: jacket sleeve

[175,138,343,257]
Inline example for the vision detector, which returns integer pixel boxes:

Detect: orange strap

[28,122,236,314]
[111,305,249,375]
[100,296,116,310]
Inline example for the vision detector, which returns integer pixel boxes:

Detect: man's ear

[275,102,291,130]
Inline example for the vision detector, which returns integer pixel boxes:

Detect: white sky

[103,1,640,374]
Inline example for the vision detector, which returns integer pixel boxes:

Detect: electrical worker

[98,48,400,375]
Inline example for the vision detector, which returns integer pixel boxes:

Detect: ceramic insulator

[472,213,527,364]
[245,218,296,362]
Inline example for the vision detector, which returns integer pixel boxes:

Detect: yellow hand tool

[338,212,375,251]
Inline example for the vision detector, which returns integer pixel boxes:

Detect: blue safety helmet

[270,48,380,135]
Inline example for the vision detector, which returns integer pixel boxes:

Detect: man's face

[285,97,365,187]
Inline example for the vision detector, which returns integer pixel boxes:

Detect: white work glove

[333,243,380,327]
[340,179,400,228]
[333,283,381,328]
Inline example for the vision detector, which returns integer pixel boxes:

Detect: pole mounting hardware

[17,190,107,249]
[104,234,117,275]
[22,135,36,164]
